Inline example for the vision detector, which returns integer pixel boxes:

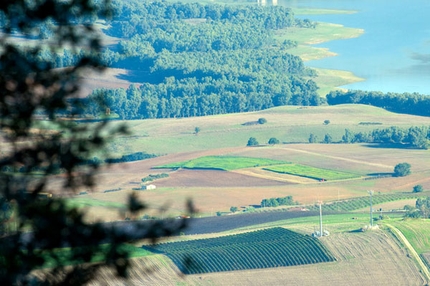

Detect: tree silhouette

[0,1,192,284]
[393,162,411,177]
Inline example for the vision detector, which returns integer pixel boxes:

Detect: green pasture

[264,163,360,181]
[65,197,126,209]
[276,22,363,48]
[388,220,430,254]
[274,22,364,94]
[40,243,152,269]
[312,68,364,97]
[155,156,287,171]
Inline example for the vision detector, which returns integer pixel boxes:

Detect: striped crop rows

[307,192,423,212]
[143,227,335,274]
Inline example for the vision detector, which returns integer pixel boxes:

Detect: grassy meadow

[155,156,288,171]
[264,163,361,181]
[99,104,430,155]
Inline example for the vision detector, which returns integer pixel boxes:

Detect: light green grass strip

[264,163,360,181]
[66,197,126,209]
[40,243,152,269]
[156,156,288,171]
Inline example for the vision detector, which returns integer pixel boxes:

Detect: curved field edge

[87,222,426,286]
[142,227,335,274]
[385,224,430,281]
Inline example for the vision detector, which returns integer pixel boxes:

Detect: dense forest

[70,0,323,119]
[327,90,430,117]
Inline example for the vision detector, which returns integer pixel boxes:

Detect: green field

[144,227,335,274]
[65,197,126,209]
[306,192,426,212]
[389,219,430,255]
[264,163,360,181]
[40,243,151,269]
[155,156,288,171]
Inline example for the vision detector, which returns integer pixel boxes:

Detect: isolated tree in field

[230,206,238,213]
[194,126,201,135]
[268,137,280,145]
[393,162,411,177]
[323,119,330,125]
[323,134,333,144]
[308,133,317,143]
[258,118,267,124]
[0,1,192,284]
[247,137,259,146]
[413,185,424,193]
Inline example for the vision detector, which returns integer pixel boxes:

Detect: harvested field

[188,230,425,285]
[155,169,289,188]
[232,168,316,184]
[47,143,430,216]
[90,229,425,285]
[78,68,132,98]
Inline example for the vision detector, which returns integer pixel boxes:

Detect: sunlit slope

[101,104,430,155]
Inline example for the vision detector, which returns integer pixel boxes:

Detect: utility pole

[368,190,374,227]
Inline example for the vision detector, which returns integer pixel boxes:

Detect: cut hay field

[89,228,425,286]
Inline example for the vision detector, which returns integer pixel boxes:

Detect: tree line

[405,197,430,218]
[310,126,430,149]
[261,196,296,208]
[326,90,430,117]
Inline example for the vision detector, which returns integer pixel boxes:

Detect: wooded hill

[78,0,323,119]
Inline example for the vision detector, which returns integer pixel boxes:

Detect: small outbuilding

[142,184,156,190]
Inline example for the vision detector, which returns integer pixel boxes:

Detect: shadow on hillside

[366,172,393,177]
[363,143,418,149]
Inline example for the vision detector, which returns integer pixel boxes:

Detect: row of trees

[247,137,281,146]
[261,196,296,208]
[405,197,430,218]
[83,75,321,119]
[326,90,430,117]
[309,126,430,149]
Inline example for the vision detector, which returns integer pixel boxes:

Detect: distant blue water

[279,0,430,94]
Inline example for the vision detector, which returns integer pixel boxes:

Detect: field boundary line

[280,146,393,169]
[385,223,430,282]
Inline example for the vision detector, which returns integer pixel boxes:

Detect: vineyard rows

[143,227,335,274]
[307,192,423,212]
